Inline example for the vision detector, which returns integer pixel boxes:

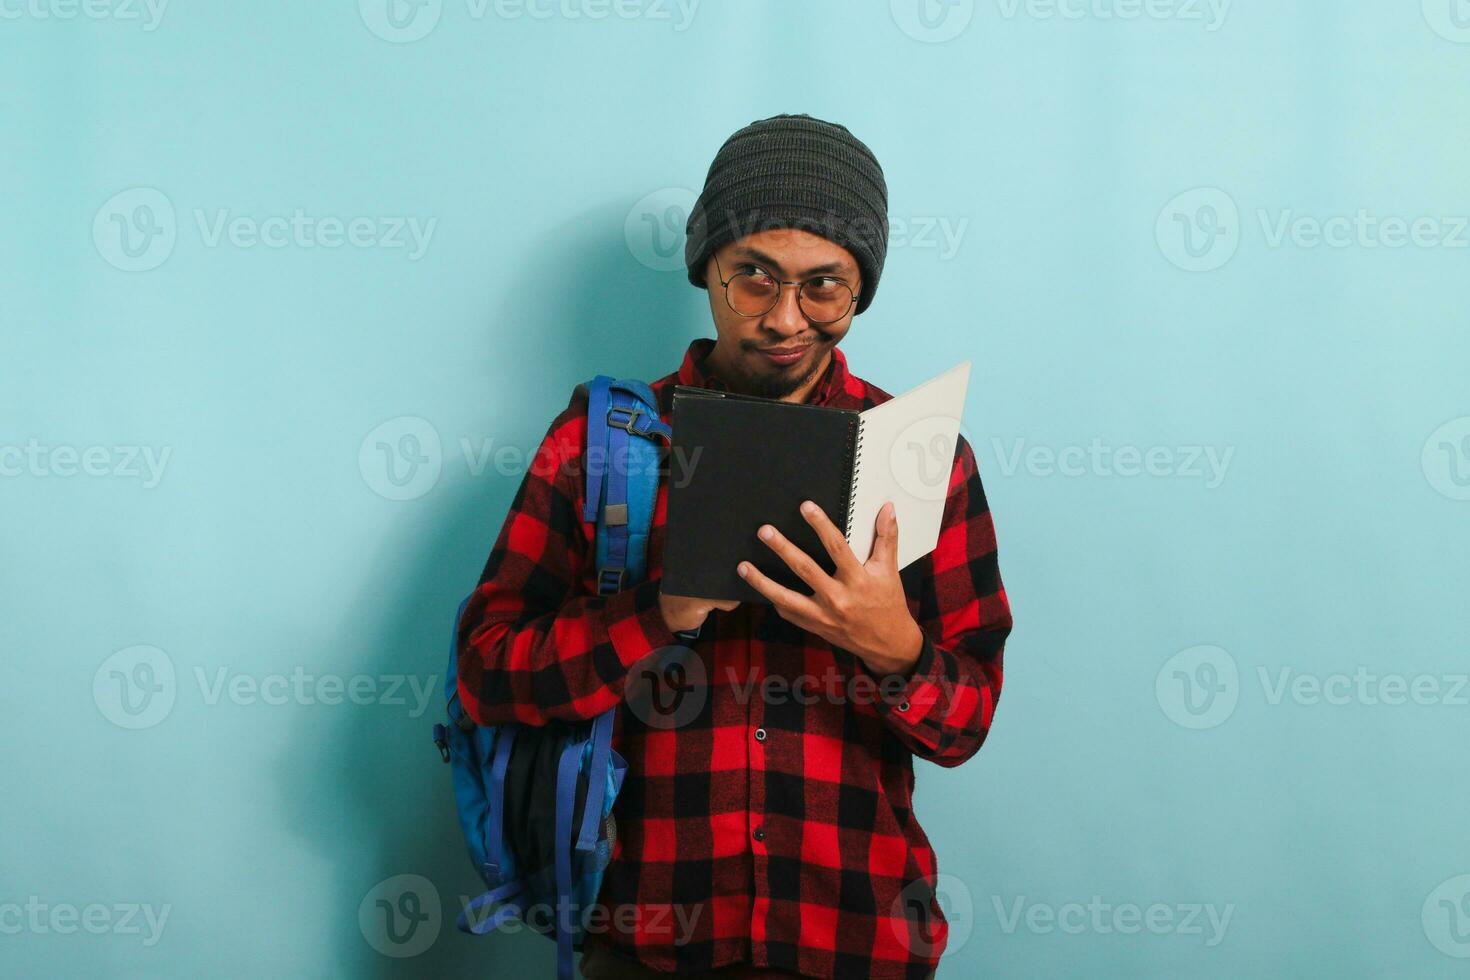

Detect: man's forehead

[727,229,858,276]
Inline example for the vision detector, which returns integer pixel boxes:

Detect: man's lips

[754,343,815,365]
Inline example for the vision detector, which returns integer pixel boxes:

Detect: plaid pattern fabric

[457,338,1012,979]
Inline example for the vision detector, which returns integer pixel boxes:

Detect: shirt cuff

[869,633,944,725]
[603,577,679,669]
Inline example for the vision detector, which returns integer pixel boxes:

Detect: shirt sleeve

[455,387,679,727]
[863,434,1012,766]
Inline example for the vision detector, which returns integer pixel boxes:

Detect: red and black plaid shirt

[456,338,1011,979]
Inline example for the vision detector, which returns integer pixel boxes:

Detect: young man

[456,114,1012,980]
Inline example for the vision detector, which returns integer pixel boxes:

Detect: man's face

[702,227,861,401]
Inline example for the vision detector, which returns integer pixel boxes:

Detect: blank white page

[845,361,972,568]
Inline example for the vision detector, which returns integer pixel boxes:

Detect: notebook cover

[663,386,859,603]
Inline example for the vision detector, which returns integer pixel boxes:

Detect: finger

[798,500,862,576]
[737,560,824,624]
[869,501,900,568]
[712,600,741,611]
[757,523,836,594]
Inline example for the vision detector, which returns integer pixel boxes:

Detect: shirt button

[897,701,910,712]
[752,826,765,842]
[754,728,767,741]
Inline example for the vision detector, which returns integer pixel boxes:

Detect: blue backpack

[432,376,686,980]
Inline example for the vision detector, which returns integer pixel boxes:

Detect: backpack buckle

[598,566,627,593]
[606,406,644,434]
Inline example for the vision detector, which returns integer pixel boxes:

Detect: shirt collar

[673,337,856,408]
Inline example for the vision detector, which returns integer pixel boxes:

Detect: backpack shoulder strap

[581,375,669,595]
[570,375,677,885]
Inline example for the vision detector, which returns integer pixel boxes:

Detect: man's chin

[742,344,826,398]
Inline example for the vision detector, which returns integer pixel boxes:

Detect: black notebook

[661,361,971,603]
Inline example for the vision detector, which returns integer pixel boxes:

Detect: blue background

[4,1,1469,976]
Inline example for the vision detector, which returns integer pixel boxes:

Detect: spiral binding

[841,416,864,540]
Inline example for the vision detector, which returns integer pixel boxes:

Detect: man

[456,114,1012,980]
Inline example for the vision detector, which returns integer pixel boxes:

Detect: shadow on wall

[275,201,705,977]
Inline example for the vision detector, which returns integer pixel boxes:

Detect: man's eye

[741,266,776,285]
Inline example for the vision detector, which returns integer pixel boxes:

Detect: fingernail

[737,562,749,577]
[758,525,773,541]
[801,501,815,515]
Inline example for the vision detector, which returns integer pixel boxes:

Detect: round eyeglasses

[712,254,858,325]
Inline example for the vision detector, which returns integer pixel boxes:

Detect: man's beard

[732,337,832,400]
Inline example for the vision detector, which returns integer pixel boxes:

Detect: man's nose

[760,283,808,337]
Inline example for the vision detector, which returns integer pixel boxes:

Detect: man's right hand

[658,590,740,635]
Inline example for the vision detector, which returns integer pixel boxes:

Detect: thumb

[871,501,900,567]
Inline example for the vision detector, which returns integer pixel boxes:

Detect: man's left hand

[738,500,925,679]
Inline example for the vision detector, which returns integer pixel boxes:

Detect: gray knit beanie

[685,113,889,315]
